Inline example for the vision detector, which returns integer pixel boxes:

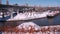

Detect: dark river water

[29,14,60,26]
[0,14,60,27]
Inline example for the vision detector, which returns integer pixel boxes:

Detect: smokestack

[0,0,1,4]
[6,0,9,5]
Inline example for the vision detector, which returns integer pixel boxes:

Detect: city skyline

[2,0,60,7]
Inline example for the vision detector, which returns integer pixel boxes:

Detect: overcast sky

[2,0,60,7]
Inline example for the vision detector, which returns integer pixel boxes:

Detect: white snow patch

[7,11,49,21]
[17,22,40,30]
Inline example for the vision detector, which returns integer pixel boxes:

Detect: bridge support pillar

[11,12,13,19]
[17,9,19,15]
[23,11,25,13]
[10,8,14,19]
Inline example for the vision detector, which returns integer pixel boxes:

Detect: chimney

[0,0,1,4]
[6,0,9,5]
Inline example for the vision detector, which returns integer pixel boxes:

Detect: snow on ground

[17,22,40,30]
[47,11,60,16]
[2,32,60,34]
[0,16,2,18]
[1,21,60,34]
[7,11,49,21]
[16,22,60,34]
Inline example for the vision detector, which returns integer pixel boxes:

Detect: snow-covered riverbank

[7,11,49,21]
[2,22,60,34]
[7,11,60,21]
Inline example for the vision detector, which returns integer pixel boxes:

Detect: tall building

[6,0,9,5]
[0,0,1,4]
